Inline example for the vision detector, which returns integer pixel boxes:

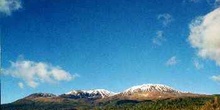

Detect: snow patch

[123,84,182,94]
[66,89,116,98]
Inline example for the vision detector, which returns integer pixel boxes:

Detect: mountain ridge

[22,83,188,101]
[13,83,202,103]
[2,83,219,110]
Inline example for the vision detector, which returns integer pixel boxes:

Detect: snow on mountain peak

[66,89,116,98]
[25,93,56,99]
[64,84,184,99]
[123,84,181,94]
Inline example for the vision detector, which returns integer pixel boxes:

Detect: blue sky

[1,0,220,104]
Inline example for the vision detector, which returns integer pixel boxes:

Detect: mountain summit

[9,84,199,104]
[107,84,196,101]
[61,89,116,99]
[2,83,212,110]
[123,84,181,94]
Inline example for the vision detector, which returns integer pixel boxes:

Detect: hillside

[1,84,220,110]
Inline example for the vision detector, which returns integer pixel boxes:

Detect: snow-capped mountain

[106,84,197,101]
[4,83,212,110]
[13,84,199,104]
[61,89,116,99]
[25,93,56,99]
[123,84,182,94]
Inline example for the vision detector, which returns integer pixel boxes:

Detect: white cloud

[152,31,166,45]
[154,14,172,46]
[188,8,220,66]
[3,58,77,88]
[157,13,173,26]
[193,60,204,69]
[0,0,22,15]
[18,82,24,89]
[211,75,220,82]
[166,56,178,66]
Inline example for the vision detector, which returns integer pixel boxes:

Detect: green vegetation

[2,95,220,110]
[200,95,220,110]
[95,96,217,110]
[1,99,92,110]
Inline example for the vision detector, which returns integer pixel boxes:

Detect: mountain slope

[2,83,217,110]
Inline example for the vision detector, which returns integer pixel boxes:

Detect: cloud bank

[188,8,220,66]
[3,58,77,88]
[0,0,22,15]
